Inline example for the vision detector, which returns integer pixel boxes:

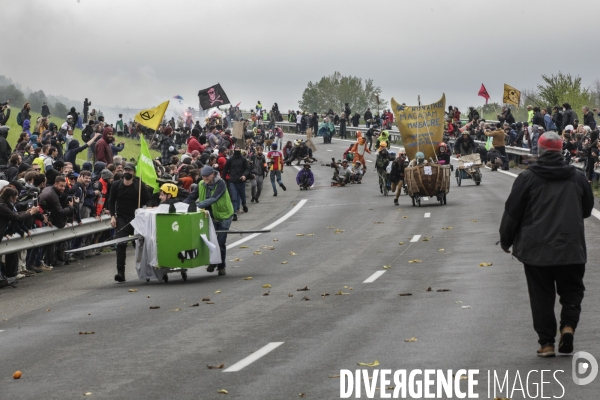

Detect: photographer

[0,101,10,125]
[0,186,39,279]
[39,176,74,268]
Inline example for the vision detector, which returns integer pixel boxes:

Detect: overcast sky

[2,0,599,113]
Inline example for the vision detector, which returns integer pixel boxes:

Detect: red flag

[478,84,490,104]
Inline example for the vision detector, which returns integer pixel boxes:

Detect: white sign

[423,166,432,175]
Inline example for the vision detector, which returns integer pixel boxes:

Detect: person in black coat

[223,147,251,221]
[310,112,319,135]
[499,131,593,357]
[351,112,360,127]
[532,107,545,128]
[364,108,373,128]
[561,103,578,129]
[344,103,351,119]
[41,102,50,117]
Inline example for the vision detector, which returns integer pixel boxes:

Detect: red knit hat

[538,132,562,153]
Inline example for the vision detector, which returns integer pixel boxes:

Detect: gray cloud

[1,0,598,113]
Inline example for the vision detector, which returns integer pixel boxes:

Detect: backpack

[16,111,23,126]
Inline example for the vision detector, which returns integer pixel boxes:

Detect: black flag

[198,83,230,110]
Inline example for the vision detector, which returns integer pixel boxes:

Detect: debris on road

[357,360,380,367]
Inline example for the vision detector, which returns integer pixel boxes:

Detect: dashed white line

[424,213,430,218]
[223,342,284,372]
[227,200,308,249]
[410,235,421,242]
[366,160,372,163]
[363,270,386,283]
[483,165,518,177]
[592,209,600,222]
[327,149,333,152]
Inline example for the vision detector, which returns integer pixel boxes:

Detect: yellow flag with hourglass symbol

[134,100,170,131]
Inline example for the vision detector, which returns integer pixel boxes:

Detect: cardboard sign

[233,121,245,149]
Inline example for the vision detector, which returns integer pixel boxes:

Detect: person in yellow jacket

[527,105,534,125]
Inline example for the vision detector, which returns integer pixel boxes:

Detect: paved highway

[2,133,600,399]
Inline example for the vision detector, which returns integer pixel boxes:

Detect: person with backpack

[115,114,125,136]
[562,103,578,129]
[17,103,31,127]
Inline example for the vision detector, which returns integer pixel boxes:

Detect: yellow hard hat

[160,183,178,197]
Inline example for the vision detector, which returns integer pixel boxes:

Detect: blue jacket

[296,169,314,186]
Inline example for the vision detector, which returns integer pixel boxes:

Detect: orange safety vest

[95,178,108,216]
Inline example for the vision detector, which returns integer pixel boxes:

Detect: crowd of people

[444,103,600,180]
[1,100,334,287]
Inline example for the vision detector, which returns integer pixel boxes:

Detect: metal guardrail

[473,140,532,156]
[275,121,402,141]
[0,215,112,255]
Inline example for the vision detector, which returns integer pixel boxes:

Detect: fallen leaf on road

[299,394,306,398]
[239,246,249,248]
[399,242,404,245]
[402,216,409,219]
[442,226,453,230]
[439,249,444,252]
[128,289,138,292]
[471,220,477,222]
[327,226,335,229]
[421,237,430,242]
[206,302,215,305]
[190,303,200,307]
[302,296,310,301]
[207,364,225,369]
[290,251,297,255]
[273,239,278,241]
[169,308,181,312]
[262,284,272,288]
[281,261,288,264]
[383,265,391,269]
[437,289,451,292]
[329,375,340,378]
[462,306,472,309]
[288,294,294,297]
[398,293,413,296]
[374,221,384,224]
[297,286,309,291]
[232,258,242,261]
[243,277,253,280]
[335,290,350,295]
[479,262,493,267]
[349,287,353,290]
[202,297,210,302]
[368,208,373,210]
[253,251,262,255]
[84,393,92,396]
[408,259,422,263]
[334,229,345,234]
[79,331,95,335]
[456,301,463,304]
[215,290,222,294]
[357,360,380,367]
[147,296,150,298]
[217,389,228,394]
[307,234,315,236]
[260,245,275,250]
[149,306,160,309]
[296,234,304,236]
[47,309,51,312]
[262,292,270,296]
[321,293,330,297]
[404,337,418,342]
[426,287,432,292]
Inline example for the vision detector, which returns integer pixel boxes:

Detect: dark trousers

[1,253,19,278]
[46,241,67,265]
[213,218,231,269]
[496,146,507,156]
[115,216,134,275]
[524,264,585,345]
[366,136,373,150]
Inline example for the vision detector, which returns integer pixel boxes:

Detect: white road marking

[363,270,386,283]
[223,342,284,372]
[227,200,308,249]
[366,160,372,163]
[327,149,333,152]
[424,213,430,218]
[410,235,421,242]
[483,165,518,177]
[592,209,600,222]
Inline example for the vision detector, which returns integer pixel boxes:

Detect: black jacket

[0,127,11,165]
[0,199,33,239]
[499,152,593,266]
[562,109,578,128]
[532,112,544,128]
[552,111,563,130]
[223,153,251,184]
[39,186,74,229]
[454,135,475,155]
[364,110,373,122]
[41,105,50,117]
[583,112,596,130]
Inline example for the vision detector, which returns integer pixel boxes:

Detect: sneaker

[273,193,277,196]
[251,197,255,203]
[558,327,574,354]
[114,274,126,283]
[53,261,65,267]
[242,204,248,213]
[206,264,216,273]
[255,198,259,203]
[232,214,238,221]
[23,269,36,277]
[537,344,555,357]
[37,266,49,272]
[280,184,287,191]
[218,269,226,276]
[394,199,399,206]
[15,273,26,280]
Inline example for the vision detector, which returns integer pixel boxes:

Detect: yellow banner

[134,100,170,131]
[391,94,446,162]
[503,84,520,107]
